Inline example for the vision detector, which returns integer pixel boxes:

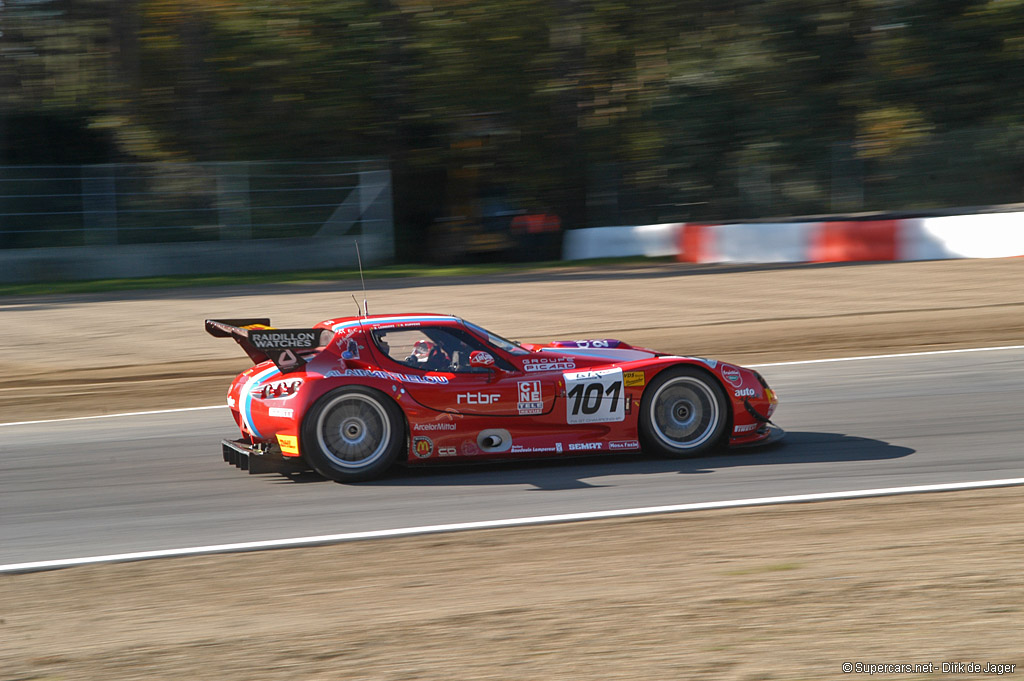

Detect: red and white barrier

[562,223,681,260]
[677,211,1024,263]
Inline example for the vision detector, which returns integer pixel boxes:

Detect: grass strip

[0,256,673,298]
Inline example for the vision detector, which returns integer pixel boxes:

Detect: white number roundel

[563,368,625,424]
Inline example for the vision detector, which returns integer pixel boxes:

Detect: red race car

[206,313,782,482]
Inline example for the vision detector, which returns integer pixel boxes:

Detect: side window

[372,327,507,373]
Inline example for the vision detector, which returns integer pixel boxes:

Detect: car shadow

[270,431,913,489]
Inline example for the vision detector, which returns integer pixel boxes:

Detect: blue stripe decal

[241,365,281,439]
[330,315,457,332]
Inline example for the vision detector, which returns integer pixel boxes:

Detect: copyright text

[842,662,1016,675]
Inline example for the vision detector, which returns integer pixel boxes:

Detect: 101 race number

[564,368,625,424]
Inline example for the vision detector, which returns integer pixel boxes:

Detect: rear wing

[205,318,332,373]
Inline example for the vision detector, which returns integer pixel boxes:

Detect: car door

[368,324,556,417]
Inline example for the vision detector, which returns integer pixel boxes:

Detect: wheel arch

[641,362,735,437]
[299,383,411,481]
[637,362,733,455]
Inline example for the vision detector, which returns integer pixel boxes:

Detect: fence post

[217,161,251,240]
[81,164,118,245]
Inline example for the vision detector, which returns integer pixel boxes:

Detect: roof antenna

[354,240,368,317]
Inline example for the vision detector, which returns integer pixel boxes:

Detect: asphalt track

[2,346,1022,568]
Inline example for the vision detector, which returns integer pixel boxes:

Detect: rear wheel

[301,387,405,482]
[639,366,728,457]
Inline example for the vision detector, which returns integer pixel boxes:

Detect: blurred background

[1,0,1023,266]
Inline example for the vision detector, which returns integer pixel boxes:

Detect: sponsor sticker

[517,380,544,415]
[438,446,458,457]
[623,370,645,387]
[555,339,619,349]
[457,392,500,405]
[734,388,757,398]
[413,422,457,432]
[524,357,576,372]
[341,338,361,360]
[609,440,640,450]
[563,367,626,425]
[721,364,743,387]
[471,351,495,366]
[568,442,602,451]
[511,445,561,454]
[268,407,294,418]
[413,436,434,459]
[276,434,299,455]
[343,369,449,385]
[461,441,480,456]
[227,396,236,409]
[249,329,320,350]
[734,423,758,433]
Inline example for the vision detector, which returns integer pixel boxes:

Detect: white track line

[4,477,1024,574]
[0,405,225,428]
[2,344,1022,428]
[748,344,1024,368]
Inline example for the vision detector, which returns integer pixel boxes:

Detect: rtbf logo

[457,392,500,405]
[518,380,541,403]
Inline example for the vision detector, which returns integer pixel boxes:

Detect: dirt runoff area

[2,258,1024,680]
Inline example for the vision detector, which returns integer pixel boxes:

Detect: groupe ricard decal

[524,357,576,372]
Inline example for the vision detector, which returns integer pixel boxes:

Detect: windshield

[463,321,530,355]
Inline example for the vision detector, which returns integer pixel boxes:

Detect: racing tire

[301,387,405,482]
[639,366,729,458]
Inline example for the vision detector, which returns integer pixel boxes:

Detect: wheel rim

[649,376,720,450]
[315,394,392,469]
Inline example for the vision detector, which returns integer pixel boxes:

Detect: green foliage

[2,0,1023,231]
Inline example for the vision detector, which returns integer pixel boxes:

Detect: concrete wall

[0,236,383,283]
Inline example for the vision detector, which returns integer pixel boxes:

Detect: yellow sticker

[276,433,300,456]
[624,371,645,387]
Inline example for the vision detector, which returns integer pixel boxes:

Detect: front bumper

[731,425,785,449]
[222,439,310,475]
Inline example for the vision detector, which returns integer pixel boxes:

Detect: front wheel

[639,366,729,458]
[301,387,405,482]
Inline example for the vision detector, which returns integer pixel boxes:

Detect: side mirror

[468,351,496,369]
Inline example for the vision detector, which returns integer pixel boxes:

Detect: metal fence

[0,159,392,250]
